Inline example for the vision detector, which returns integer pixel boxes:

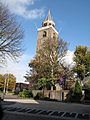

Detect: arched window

[43,31,47,37]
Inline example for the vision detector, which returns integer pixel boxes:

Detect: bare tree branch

[0,2,24,65]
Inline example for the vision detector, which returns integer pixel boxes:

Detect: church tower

[36,10,58,52]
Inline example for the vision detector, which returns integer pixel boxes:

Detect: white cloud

[0,54,33,82]
[62,50,75,69]
[1,0,45,19]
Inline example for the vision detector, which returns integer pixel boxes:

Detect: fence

[32,90,69,101]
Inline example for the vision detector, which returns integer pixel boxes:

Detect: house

[15,81,29,93]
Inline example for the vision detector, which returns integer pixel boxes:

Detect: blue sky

[18,0,90,52]
[0,0,90,82]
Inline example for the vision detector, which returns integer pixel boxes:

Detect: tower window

[43,31,47,37]
[53,33,56,39]
[44,23,47,26]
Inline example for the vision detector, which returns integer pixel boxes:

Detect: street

[2,111,66,120]
[1,99,90,120]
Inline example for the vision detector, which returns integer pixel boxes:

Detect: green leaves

[37,77,54,90]
[0,74,16,91]
[73,80,82,95]
[73,46,90,80]
[26,38,68,89]
[37,78,47,89]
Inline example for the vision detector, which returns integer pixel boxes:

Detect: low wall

[32,90,69,101]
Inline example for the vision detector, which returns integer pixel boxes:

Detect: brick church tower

[36,10,58,52]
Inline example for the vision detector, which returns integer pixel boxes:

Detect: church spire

[42,10,55,27]
[46,9,52,21]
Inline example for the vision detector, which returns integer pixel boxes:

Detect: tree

[0,2,24,65]
[26,37,68,89]
[0,74,4,91]
[68,80,82,102]
[73,80,82,95]
[6,74,16,91]
[37,78,47,90]
[0,73,16,92]
[84,80,90,89]
[73,46,90,80]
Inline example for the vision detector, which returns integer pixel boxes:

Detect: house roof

[16,81,29,84]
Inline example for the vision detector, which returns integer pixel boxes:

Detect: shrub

[66,80,82,102]
[71,80,82,102]
[84,89,90,100]
[34,92,44,100]
[19,91,25,98]
[73,80,82,95]
[18,90,33,98]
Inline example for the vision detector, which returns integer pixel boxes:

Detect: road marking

[3,106,90,120]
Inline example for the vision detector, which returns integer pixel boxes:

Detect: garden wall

[32,90,69,101]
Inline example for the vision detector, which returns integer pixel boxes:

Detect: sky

[0,0,90,82]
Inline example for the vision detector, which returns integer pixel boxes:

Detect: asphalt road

[2,111,66,120]
[1,99,90,120]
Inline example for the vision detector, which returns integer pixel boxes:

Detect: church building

[36,11,74,90]
[36,10,58,52]
[36,10,60,90]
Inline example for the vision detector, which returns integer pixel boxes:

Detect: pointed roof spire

[46,9,52,21]
[42,10,55,27]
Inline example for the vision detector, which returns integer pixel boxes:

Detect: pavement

[1,98,90,120]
